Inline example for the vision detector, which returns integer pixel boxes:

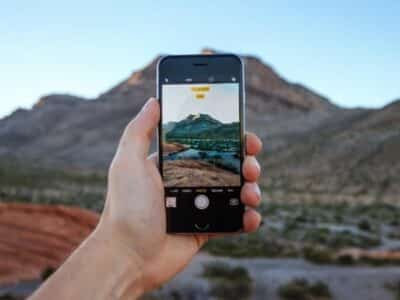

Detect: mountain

[162,121,177,140]
[266,100,400,203]
[166,113,222,136]
[0,49,335,169]
[0,49,398,203]
[165,114,239,140]
[200,122,239,139]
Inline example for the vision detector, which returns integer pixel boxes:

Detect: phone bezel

[156,54,245,233]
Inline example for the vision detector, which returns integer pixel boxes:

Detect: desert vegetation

[205,201,400,266]
[3,159,400,268]
[278,278,332,300]
[0,160,106,211]
[201,262,253,300]
[385,280,400,300]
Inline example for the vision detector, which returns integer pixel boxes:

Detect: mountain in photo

[165,114,239,140]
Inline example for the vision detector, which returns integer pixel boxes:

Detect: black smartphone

[157,54,245,233]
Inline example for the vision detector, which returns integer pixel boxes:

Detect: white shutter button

[194,194,209,210]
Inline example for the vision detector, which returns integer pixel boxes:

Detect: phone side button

[194,223,210,231]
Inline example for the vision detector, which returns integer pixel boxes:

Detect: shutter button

[194,194,209,210]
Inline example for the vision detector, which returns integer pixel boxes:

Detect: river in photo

[165,148,240,174]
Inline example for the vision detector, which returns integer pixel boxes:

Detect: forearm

[29,227,144,300]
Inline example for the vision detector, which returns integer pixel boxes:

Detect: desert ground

[163,159,240,187]
[1,202,400,300]
[143,253,400,300]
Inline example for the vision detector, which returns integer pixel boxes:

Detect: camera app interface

[162,83,241,188]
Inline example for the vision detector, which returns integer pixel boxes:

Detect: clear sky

[1,1,399,118]
[163,83,239,123]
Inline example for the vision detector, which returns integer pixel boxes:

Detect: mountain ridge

[0,49,398,203]
[165,113,239,140]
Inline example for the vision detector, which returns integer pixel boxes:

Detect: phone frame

[157,54,245,233]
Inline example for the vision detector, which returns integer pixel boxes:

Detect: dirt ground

[163,159,240,187]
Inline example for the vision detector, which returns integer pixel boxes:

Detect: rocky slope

[0,49,398,203]
[0,49,335,169]
[266,101,400,203]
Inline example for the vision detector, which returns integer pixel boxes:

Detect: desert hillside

[0,49,398,203]
[0,49,399,300]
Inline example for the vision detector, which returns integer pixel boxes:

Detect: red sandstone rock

[0,203,99,284]
[337,248,400,263]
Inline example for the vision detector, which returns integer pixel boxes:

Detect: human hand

[96,97,263,293]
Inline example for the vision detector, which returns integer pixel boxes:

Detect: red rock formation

[337,248,400,263]
[0,203,99,285]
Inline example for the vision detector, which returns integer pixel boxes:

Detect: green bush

[390,219,400,226]
[204,233,297,258]
[303,246,334,264]
[309,281,332,298]
[279,278,310,300]
[358,219,372,232]
[279,278,332,300]
[329,230,381,249]
[202,262,253,300]
[303,228,330,244]
[210,280,252,300]
[388,230,400,240]
[202,262,251,283]
[385,280,400,300]
[336,254,356,265]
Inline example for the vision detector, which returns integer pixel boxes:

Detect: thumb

[120,97,160,158]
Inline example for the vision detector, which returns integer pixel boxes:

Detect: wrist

[90,223,146,299]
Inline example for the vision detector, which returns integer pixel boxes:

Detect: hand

[96,97,263,292]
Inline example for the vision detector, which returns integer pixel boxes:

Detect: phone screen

[161,82,241,188]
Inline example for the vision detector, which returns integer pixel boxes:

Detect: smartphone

[157,54,245,233]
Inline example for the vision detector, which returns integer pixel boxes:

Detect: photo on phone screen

[162,83,241,187]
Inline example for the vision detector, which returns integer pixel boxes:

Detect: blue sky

[163,84,239,123]
[1,1,399,118]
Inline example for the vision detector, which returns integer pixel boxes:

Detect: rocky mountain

[165,114,239,140]
[0,49,398,203]
[265,100,400,203]
[167,114,222,136]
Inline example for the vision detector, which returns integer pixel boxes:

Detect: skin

[29,97,263,300]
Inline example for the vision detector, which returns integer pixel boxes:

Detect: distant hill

[165,114,239,140]
[0,49,398,203]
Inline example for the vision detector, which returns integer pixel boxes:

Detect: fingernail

[250,158,261,177]
[255,184,261,197]
[256,159,261,171]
